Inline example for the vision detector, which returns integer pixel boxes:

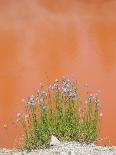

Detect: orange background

[0,0,116,148]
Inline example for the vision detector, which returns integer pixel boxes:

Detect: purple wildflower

[27,95,35,106]
[62,86,68,93]
[68,90,76,98]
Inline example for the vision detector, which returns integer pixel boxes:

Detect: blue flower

[27,95,35,106]
[68,91,75,98]
[28,95,34,101]
[68,88,77,98]
[62,86,68,93]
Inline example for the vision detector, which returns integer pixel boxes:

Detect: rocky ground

[1,142,116,155]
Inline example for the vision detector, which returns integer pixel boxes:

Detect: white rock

[50,135,61,146]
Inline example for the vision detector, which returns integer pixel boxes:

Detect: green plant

[17,77,102,150]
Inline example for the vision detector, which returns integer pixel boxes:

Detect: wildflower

[43,105,46,111]
[28,95,34,101]
[62,86,68,93]
[27,95,35,106]
[67,87,77,97]
[68,91,75,97]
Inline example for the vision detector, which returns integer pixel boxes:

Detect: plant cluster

[17,77,102,150]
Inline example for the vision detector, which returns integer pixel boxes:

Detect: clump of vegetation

[17,77,102,150]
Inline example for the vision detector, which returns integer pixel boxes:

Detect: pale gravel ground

[1,142,116,155]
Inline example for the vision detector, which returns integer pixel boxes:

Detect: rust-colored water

[0,0,116,148]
